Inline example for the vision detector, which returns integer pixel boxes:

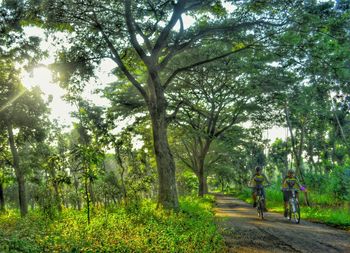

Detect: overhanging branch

[163,46,251,89]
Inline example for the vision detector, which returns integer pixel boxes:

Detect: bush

[0,196,224,253]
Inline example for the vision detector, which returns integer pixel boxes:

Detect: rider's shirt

[250,173,269,187]
[282,176,301,190]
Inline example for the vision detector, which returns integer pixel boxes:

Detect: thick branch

[124,0,149,64]
[135,23,153,52]
[163,46,251,89]
[152,0,186,56]
[166,101,184,124]
[95,23,149,101]
[215,102,247,137]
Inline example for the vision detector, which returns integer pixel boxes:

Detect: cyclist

[249,166,270,211]
[282,170,305,218]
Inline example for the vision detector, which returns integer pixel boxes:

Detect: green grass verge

[0,196,225,253]
[233,187,350,230]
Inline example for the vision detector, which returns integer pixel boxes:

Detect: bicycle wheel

[288,202,292,221]
[258,201,264,219]
[293,202,300,224]
[288,202,300,224]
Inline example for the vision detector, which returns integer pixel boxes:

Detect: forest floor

[214,194,350,253]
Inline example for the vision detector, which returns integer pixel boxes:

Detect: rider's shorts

[252,186,265,198]
[283,189,298,202]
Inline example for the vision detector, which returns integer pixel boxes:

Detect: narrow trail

[214,194,350,253]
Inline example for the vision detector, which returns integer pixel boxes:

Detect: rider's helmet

[287,169,295,176]
[255,166,262,173]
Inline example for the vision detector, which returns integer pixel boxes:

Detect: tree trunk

[53,182,62,212]
[296,124,305,182]
[88,180,95,206]
[284,108,310,206]
[198,155,209,196]
[149,99,179,210]
[198,164,205,197]
[50,166,62,212]
[196,139,211,197]
[73,176,81,210]
[0,181,5,212]
[7,124,28,216]
[203,176,208,194]
[84,176,90,224]
[115,146,127,200]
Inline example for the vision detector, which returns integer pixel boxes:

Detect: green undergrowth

[0,195,225,253]
[233,187,350,230]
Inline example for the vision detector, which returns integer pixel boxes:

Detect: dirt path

[214,194,350,253]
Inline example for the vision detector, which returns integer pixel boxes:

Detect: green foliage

[304,166,350,202]
[0,197,224,252]
[177,170,199,195]
[235,181,350,229]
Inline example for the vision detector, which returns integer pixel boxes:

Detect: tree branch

[163,46,251,89]
[95,21,149,102]
[166,101,184,124]
[152,0,186,56]
[124,0,150,64]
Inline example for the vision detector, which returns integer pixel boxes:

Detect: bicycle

[286,188,300,224]
[256,185,265,219]
[249,185,268,220]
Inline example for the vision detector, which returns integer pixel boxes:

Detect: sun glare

[21,67,76,126]
[22,66,53,93]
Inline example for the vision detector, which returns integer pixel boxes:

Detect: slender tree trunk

[50,165,62,212]
[115,146,127,200]
[203,176,208,194]
[296,124,305,182]
[198,163,205,197]
[7,124,28,216]
[74,176,81,210]
[0,180,5,212]
[53,182,62,212]
[84,176,90,224]
[197,142,210,197]
[88,180,95,206]
[149,98,179,210]
[284,107,310,206]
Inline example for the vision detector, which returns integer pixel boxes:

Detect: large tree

[0,61,48,216]
[169,55,261,196]
[36,0,297,209]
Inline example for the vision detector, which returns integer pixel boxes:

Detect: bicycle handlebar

[248,184,272,188]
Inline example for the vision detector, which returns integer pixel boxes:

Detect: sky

[21,27,117,127]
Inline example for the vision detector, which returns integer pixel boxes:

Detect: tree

[1,0,47,216]
[0,131,12,212]
[36,0,294,209]
[169,56,256,196]
[0,64,48,216]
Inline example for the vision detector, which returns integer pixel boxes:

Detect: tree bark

[197,141,210,197]
[53,182,62,212]
[149,97,179,210]
[84,176,90,224]
[115,146,127,200]
[284,107,310,206]
[285,108,306,181]
[203,176,208,194]
[7,124,28,216]
[73,176,81,210]
[50,167,62,212]
[0,180,5,212]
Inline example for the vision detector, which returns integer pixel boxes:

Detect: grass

[233,186,350,230]
[0,196,225,253]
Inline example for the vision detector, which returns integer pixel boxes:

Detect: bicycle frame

[256,186,265,219]
[287,188,300,224]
